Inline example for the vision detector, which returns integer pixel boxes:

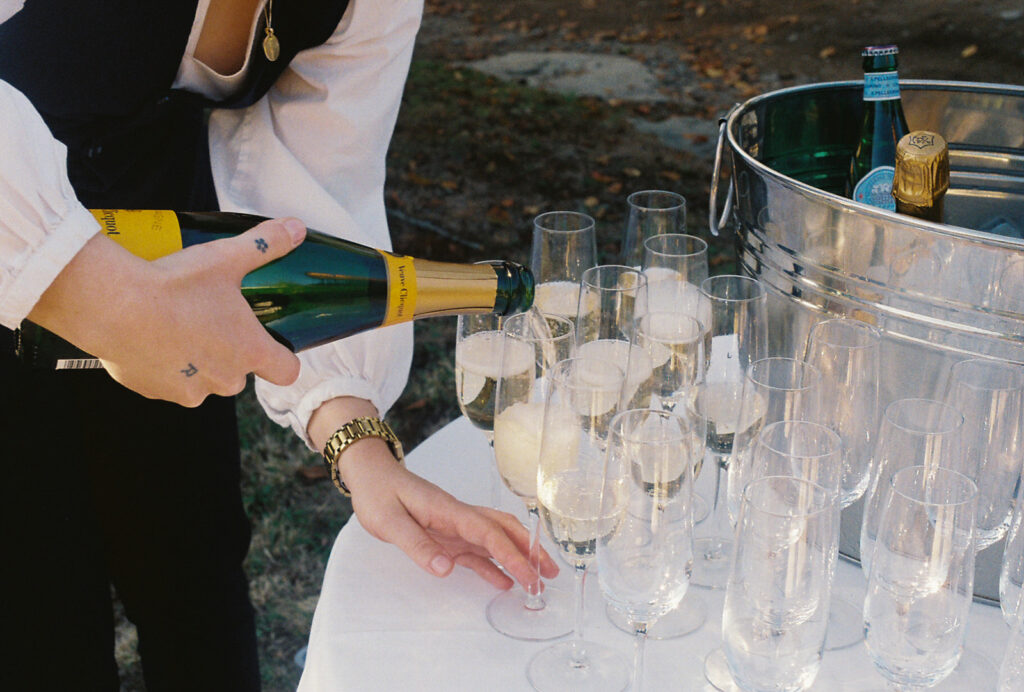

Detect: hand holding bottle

[28,216,307,405]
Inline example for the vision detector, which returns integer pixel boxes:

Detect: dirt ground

[419,0,1023,108]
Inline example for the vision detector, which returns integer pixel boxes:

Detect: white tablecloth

[298,416,1011,691]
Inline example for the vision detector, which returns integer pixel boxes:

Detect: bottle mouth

[863,45,898,56]
[483,260,535,315]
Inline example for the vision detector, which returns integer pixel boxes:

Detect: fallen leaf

[819,46,836,59]
[623,167,642,178]
[584,196,600,208]
[961,44,978,58]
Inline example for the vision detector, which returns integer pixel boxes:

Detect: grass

[112,58,730,691]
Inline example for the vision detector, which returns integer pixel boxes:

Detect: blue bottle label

[853,166,896,210]
[863,72,900,101]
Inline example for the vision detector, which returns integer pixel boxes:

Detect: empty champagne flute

[529,356,630,692]
[941,358,1024,550]
[727,357,822,537]
[705,420,842,691]
[606,310,710,640]
[804,317,881,650]
[932,358,1024,690]
[720,475,838,692]
[575,264,654,412]
[531,211,598,325]
[641,233,709,317]
[804,317,881,508]
[597,408,703,691]
[489,312,576,640]
[860,399,964,580]
[690,275,768,589]
[863,465,979,691]
[455,312,507,507]
[621,190,687,269]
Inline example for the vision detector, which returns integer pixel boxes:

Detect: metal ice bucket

[711,79,1024,602]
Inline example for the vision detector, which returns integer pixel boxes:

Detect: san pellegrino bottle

[17,209,534,369]
[847,45,910,211]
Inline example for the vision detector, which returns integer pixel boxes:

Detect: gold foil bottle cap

[892,131,950,207]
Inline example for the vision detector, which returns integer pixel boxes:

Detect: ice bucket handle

[709,104,740,237]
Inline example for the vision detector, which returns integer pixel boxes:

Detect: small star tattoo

[181,363,198,377]
[255,237,269,253]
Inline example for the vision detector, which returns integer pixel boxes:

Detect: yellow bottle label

[90,209,184,260]
[379,251,417,327]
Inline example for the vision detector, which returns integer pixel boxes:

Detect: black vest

[0,0,350,210]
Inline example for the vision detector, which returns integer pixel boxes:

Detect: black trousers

[0,329,261,692]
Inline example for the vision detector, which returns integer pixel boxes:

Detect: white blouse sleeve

[208,0,424,448]
[0,79,100,330]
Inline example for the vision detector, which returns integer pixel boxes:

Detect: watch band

[322,416,404,497]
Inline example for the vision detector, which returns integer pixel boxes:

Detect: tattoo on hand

[181,363,199,377]
[255,237,269,253]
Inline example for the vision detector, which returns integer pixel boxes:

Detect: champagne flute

[720,475,838,692]
[804,317,881,508]
[642,233,709,317]
[689,275,768,589]
[606,310,711,640]
[726,357,821,552]
[706,419,842,692]
[529,356,631,692]
[597,408,703,691]
[621,190,687,269]
[860,399,964,580]
[941,358,1024,550]
[574,264,654,412]
[931,358,1024,690]
[863,465,979,691]
[805,317,881,651]
[531,211,598,326]
[455,312,506,507]
[488,312,576,640]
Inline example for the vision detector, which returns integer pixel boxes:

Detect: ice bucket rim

[724,78,1024,250]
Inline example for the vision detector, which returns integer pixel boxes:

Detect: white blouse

[0,0,422,448]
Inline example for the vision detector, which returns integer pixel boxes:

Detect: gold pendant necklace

[262,0,280,61]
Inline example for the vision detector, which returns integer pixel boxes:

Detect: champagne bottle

[892,131,949,223]
[17,209,535,370]
[847,45,910,211]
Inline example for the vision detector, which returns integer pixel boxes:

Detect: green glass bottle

[17,209,534,370]
[847,45,910,210]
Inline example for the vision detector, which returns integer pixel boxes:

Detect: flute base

[691,537,733,589]
[486,586,573,641]
[528,639,630,692]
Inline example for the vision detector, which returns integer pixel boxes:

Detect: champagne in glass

[528,356,631,692]
[455,327,506,433]
[455,313,506,507]
[690,275,768,590]
[531,211,597,328]
[487,312,576,640]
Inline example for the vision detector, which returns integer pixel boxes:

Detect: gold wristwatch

[322,417,405,497]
